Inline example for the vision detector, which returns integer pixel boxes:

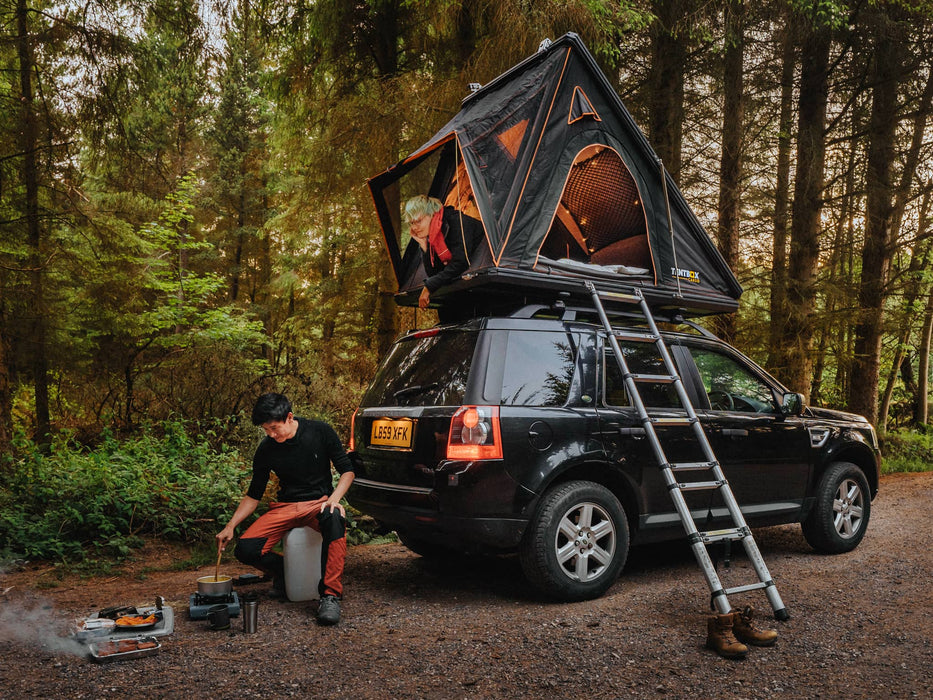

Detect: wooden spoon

[214,543,223,582]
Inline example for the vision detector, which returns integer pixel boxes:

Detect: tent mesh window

[541,148,651,270]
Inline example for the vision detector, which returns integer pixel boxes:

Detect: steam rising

[0,597,88,656]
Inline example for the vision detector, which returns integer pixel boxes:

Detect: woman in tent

[403,195,483,312]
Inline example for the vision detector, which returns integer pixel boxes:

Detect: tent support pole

[658,157,683,299]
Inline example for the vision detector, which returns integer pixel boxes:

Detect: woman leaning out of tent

[404,195,483,310]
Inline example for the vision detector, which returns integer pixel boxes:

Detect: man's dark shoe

[317,594,341,625]
[268,574,286,599]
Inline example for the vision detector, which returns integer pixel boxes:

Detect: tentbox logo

[671,267,701,284]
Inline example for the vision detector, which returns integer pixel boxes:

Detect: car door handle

[598,425,646,438]
[617,427,647,437]
[721,428,748,438]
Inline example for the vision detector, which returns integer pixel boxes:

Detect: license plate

[370,419,414,449]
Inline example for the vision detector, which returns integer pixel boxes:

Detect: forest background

[2,0,933,565]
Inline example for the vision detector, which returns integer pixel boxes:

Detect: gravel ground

[1,471,930,700]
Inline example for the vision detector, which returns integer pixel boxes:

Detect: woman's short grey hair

[404,195,442,223]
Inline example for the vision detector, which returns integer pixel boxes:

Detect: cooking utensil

[113,611,162,631]
[88,636,161,663]
[74,617,116,638]
[197,542,233,595]
[214,543,223,582]
[98,605,137,620]
[196,574,233,596]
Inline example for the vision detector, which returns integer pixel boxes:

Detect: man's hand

[216,496,260,551]
[320,499,347,518]
[216,526,235,551]
[419,286,431,309]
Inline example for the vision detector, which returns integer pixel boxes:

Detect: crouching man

[217,392,354,625]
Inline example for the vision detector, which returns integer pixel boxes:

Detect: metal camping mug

[207,603,230,630]
[242,595,258,633]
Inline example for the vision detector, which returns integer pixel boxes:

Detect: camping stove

[188,591,241,620]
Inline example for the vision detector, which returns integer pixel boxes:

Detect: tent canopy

[368,33,742,317]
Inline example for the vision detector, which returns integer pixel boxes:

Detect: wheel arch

[817,440,880,499]
[521,460,643,536]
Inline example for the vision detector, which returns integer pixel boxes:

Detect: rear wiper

[393,382,439,400]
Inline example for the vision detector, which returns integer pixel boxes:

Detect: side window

[499,331,579,407]
[603,342,682,409]
[690,346,776,413]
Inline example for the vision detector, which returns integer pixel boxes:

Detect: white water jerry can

[282,527,323,601]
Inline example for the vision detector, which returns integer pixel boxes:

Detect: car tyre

[801,461,871,553]
[519,480,629,602]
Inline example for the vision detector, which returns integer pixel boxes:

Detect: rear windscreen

[361,331,478,408]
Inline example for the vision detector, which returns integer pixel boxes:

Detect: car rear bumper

[348,478,528,551]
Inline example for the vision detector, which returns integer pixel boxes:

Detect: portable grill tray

[87,636,161,663]
[73,600,174,662]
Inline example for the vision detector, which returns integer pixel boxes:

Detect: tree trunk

[648,0,688,183]
[879,189,932,429]
[814,118,858,406]
[16,0,50,444]
[767,18,796,374]
[917,290,933,425]
[231,190,245,302]
[0,308,11,451]
[876,68,933,427]
[890,60,933,236]
[848,9,905,425]
[712,0,745,344]
[778,21,831,397]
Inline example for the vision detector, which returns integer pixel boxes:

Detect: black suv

[347,305,880,601]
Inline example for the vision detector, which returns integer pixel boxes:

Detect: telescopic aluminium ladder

[586,281,789,620]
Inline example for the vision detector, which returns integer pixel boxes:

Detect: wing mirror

[780,392,805,416]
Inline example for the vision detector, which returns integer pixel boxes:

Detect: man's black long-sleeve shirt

[246,418,353,502]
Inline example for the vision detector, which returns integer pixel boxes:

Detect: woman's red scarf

[428,210,452,265]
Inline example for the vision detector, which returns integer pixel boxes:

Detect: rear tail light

[446,405,502,460]
[348,408,358,451]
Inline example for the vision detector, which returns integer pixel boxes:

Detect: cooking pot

[197,574,233,596]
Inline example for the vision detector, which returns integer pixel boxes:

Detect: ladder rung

[597,291,640,304]
[676,480,725,492]
[724,582,769,596]
[613,331,659,343]
[630,373,677,383]
[670,461,717,472]
[649,416,695,426]
[698,528,746,543]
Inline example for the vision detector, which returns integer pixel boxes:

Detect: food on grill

[92,638,159,658]
[114,614,157,626]
[95,642,119,656]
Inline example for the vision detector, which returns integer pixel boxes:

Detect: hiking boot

[317,594,341,625]
[706,612,748,659]
[732,606,778,647]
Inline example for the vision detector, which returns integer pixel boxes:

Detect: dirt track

[1,471,930,699]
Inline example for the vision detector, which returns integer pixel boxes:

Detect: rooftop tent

[368,33,742,316]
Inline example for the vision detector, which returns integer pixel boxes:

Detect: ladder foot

[773,607,790,622]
